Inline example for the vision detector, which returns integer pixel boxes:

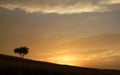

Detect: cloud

[60,34,120,49]
[83,49,120,69]
[100,0,120,4]
[0,0,120,14]
[34,47,120,69]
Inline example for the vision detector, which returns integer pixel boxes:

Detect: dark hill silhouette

[0,54,120,75]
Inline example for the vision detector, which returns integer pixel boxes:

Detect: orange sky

[0,0,120,70]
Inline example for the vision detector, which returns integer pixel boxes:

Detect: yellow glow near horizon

[49,55,81,66]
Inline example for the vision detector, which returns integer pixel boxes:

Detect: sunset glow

[50,55,78,65]
[0,0,120,70]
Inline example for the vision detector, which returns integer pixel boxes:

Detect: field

[0,54,120,75]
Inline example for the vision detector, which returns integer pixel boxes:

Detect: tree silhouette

[14,47,29,58]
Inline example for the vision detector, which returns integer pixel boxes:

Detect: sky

[0,0,120,70]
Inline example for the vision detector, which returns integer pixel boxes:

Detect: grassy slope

[0,54,120,75]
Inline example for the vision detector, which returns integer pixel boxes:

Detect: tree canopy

[14,47,29,58]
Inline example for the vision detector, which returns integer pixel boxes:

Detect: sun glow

[50,55,80,66]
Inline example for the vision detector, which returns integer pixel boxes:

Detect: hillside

[0,54,120,75]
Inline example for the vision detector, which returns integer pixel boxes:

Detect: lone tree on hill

[14,47,29,58]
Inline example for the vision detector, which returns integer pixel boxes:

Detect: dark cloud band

[0,0,120,14]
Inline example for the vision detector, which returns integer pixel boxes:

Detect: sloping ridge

[0,54,120,75]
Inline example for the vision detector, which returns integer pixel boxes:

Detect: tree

[14,47,29,58]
